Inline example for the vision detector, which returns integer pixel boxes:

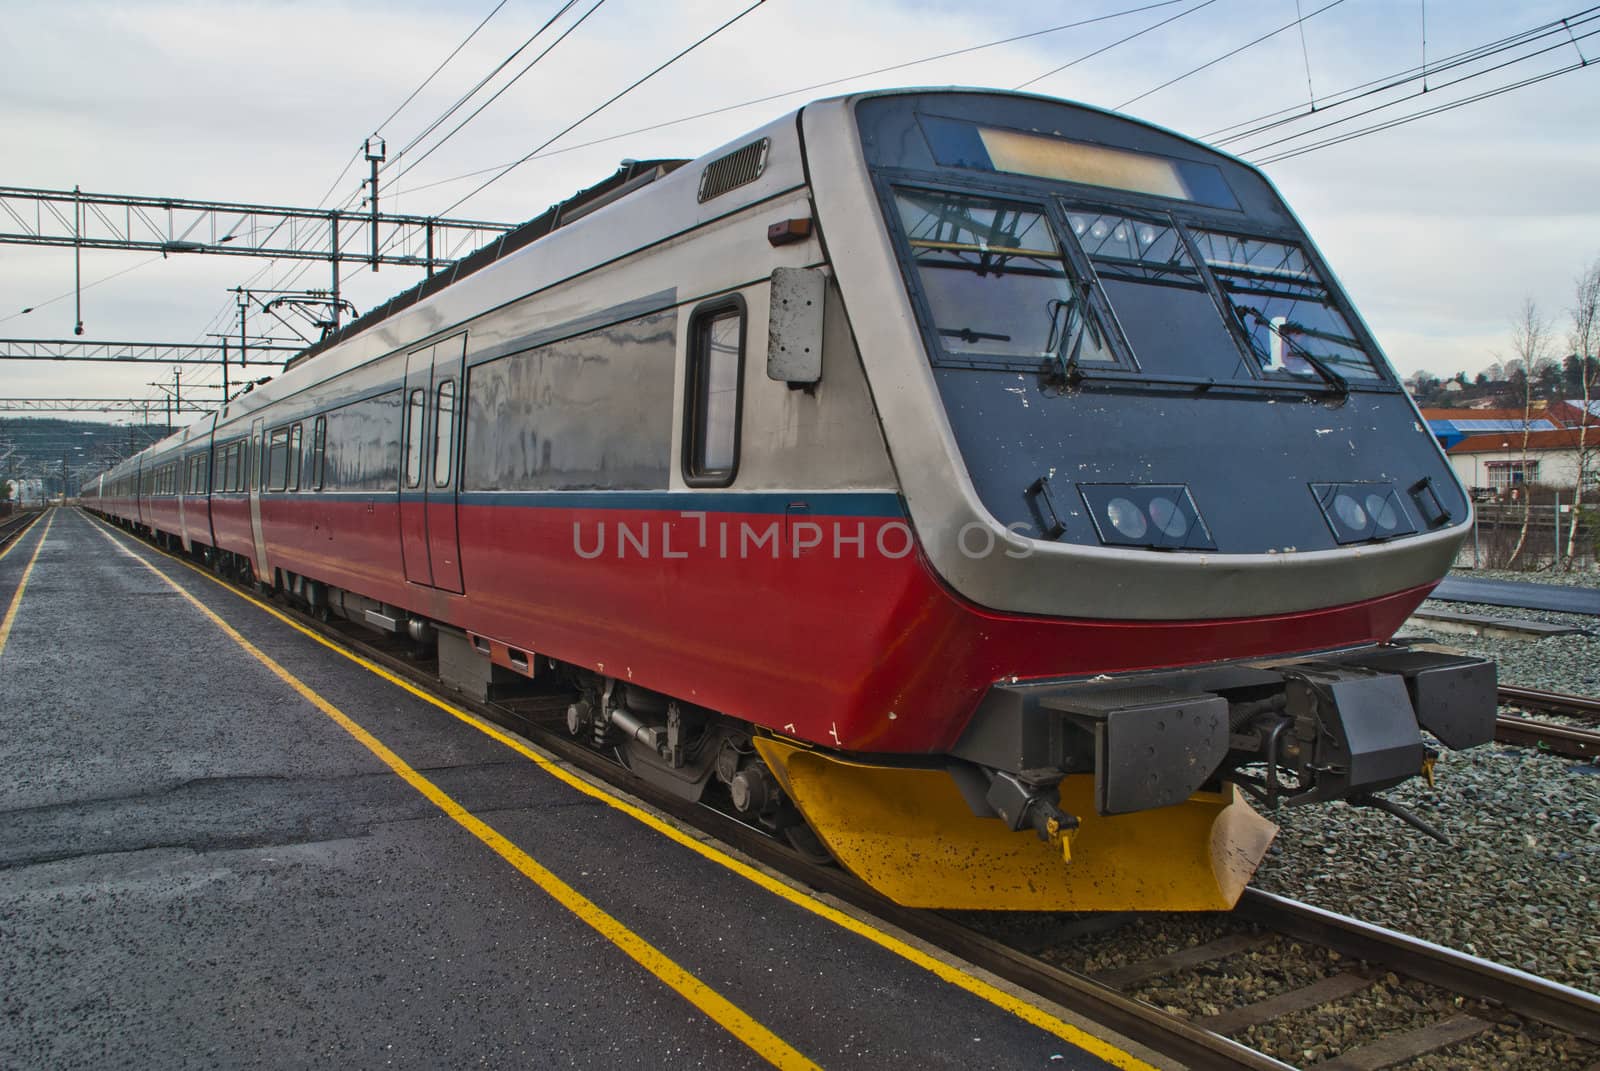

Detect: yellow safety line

[85,516,817,1071]
[83,511,1154,1071]
[0,510,56,664]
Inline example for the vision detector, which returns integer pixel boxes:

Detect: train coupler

[983,770,1080,859]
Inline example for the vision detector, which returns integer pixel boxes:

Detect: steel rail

[1235,889,1600,1042]
[0,508,42,551]
[1494,714,1600,758]
[1498,684,1600,722]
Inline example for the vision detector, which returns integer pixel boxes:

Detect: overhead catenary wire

[370,0,513,141]
[1013,0,1220,91]
[1203,6,1600,146]
[393,0,1205,199]
[1250,51,1598,165]
[382,0,584,179]
[438,0,771,216]
[389,0,610,185]
[1237,18,1600,159]
[1115,0,1346,110]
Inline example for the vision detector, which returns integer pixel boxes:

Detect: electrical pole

[73,184,84,336]
[365,136,386,272]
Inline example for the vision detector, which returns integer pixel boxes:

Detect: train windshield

[893,189,1115,369]
[891,186,1384,387]
[1189,230,1382,382]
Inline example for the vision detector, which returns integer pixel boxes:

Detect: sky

[3,0,1598,446]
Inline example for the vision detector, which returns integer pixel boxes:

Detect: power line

[371,0,512,139]
[1014,0,1220,91]
[0,254,167,327]
[1204,6,1600,146]
[1114,0,1347,111]
[439,0,771,215]
[1251,53,1597,165]
[393,0,1201,200]
[390,0,609,184]
[1239,19,1600,158]
[385,0,583,177]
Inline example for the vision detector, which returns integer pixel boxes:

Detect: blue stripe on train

[242,488,907,517]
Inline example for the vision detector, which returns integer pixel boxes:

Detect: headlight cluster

[1312,483,1416,544]
[1080,484,1216,550]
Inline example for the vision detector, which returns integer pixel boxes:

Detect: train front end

[774,89,1497,910]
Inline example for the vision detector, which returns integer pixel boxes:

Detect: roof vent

[698,138,770,203]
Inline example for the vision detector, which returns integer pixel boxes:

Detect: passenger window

[267,428,290,492]
[288,424,302,491]
[405,389,426,488]
[433,380,455,488]
[312,416,326,490]
[685,303,744,486]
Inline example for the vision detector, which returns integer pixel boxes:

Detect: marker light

[1312,483,1416,544]
[1080,484,1215,551]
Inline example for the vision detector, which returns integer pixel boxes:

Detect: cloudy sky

[3,0,1598,427]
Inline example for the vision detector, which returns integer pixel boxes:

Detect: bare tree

[1567,257,1600,566]
[1505,299,1551,568]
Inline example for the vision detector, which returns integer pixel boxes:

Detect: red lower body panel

[119,494,1437,755]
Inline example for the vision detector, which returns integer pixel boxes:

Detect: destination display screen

[918,115,1239,210]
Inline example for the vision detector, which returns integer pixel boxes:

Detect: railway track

[1496,685,1600,759]
[91,516,1600,1069]
[0,508,43,553]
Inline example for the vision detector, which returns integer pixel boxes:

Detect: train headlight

[1080,484,1215,550]
[1333,493,1367,531]
[1105,497,1147,540]
[1366,492,1400,533]
[1313,483,1416,544]
[1147,495,1190,540]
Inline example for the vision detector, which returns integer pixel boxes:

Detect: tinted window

[267,428,290,491]
[686,306,743,484]
[893,188,1112,369]
[324,391,403,492]
[464,309,676,491]
[312,416,326,490]
[1064,208,1246,381]
[405,389,426,489]
[1191,230,1382,382]
[288,424,302,491]
[433,380,455,488]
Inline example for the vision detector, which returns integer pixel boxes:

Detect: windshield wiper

[1234,305,1349,399]
[939,326,1012,345]
[1043,291,1106,386]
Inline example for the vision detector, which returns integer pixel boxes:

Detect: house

[1419,407,1560,450]
[1549,399,1600,428]
[1445,427,1599,496]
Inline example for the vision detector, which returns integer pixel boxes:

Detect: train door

[399,347,434,587]
[425,335,466,593]
[249,417,269,581]
[399,335,466,593]
[177,456,189,549]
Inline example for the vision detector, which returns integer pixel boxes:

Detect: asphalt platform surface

[0,509,1140,1071]
[1430,575,1600,616]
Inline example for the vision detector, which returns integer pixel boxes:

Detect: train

[85,87,1498,912]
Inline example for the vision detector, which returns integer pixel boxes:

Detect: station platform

[0,509,1159,1070]
[1431,574,1600,616]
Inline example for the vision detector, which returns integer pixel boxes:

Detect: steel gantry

[0,338,296,367]
[0,398,211,414]
[0,185,515,271]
